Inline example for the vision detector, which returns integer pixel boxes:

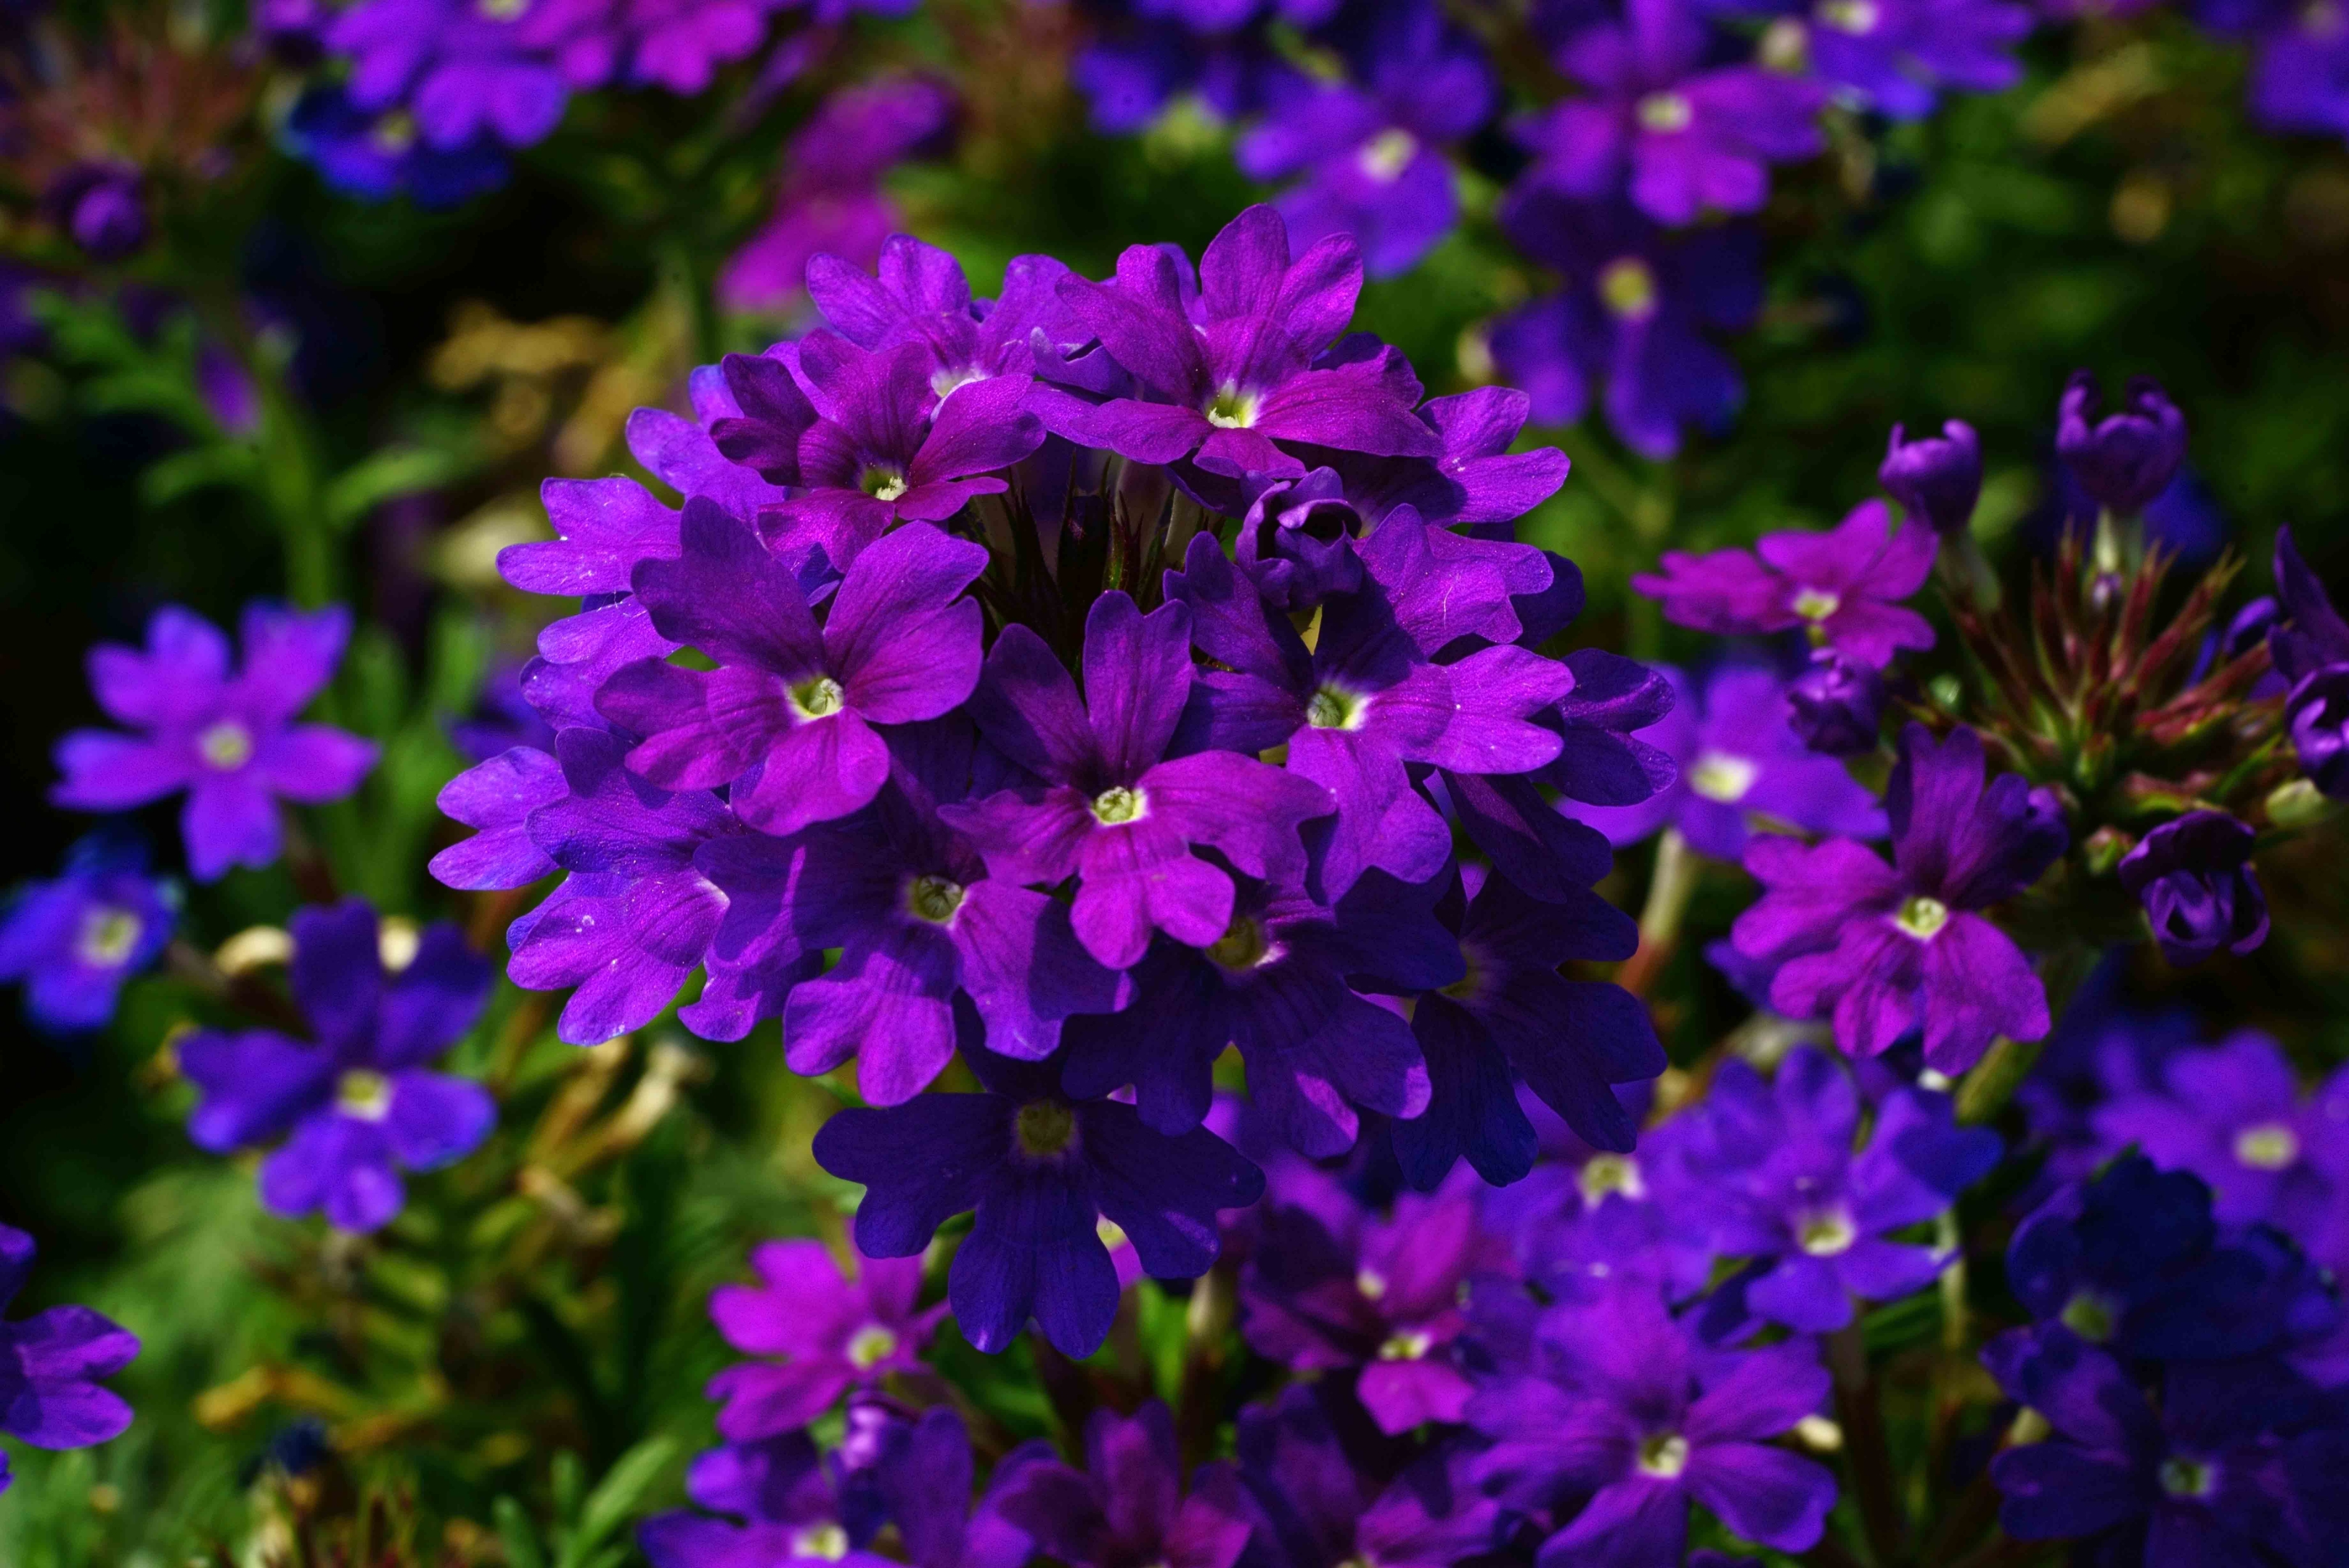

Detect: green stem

[1954,944,2096,1124]
[1828,1321,1906,1567]
[1617,828,1698,997]
[661,234,722,372]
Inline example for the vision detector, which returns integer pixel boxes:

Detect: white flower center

[1305,685,1367,730]
[1355,1267,1389,1302]
[75,907,144,967]
[790,1524,851,1561]
[846,1323,898,1369]
[1635,91,1693,132]
[1817,0,1879,32]
[1205,383,1260,429]
[930,366,986,401]
[1579,1153,1646,1206]
[859,465,910,502]
[1090,785,1145,825]
[2234,1122,2300,1171]
[199,720,255,770]
[1798,1208,1858,1257]
[1377,1329,1433,1361]
[1638,1433,1691,1478]
[1792,587,1842,622]
[337,1069,394,1122]
[1687,750,1759,804]
[791,677,846,720]
[1357,128,1419,182]
[1894,895,1951,942]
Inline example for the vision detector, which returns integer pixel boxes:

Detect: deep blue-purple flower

[0,830,173,1033]
[0,1223,141,1493]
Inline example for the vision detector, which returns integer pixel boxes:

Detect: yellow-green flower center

[791,677,846,720]
[1597,256,1659,321]
[1305,684,1367,730]
[1637,1433,1691,1478]
[907,875,965,925]
[1687,750,1759,804]
[1357,128,1419,182]
[1205,383,1259,429]
[846,1323,899,1369]
[1091,785,1145,825]
[370,111,417,154]
[1792,587,1842,622]
[2234,1122,2300,1171]
[199,720,255,770]
[76,907,144,967]
[1797,1208,1858,1257]
[860,465,910,502]
[1206,915,1272,973]
[337,1069,394,1122]
[1635,91,1692,132]
[2159,1456,2215,1498]
[2060,1289,2116,1342]
[1816,0,1880,32]
[1894,895,1951,942]
[1016,1101,1077,1159]
[1355,1267,1389,1301]
[791,1523,851,1561]
[1377,1328,1433,1361]
[1579,1153,1646,1206]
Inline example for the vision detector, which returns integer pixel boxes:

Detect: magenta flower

[1053,205,1440,479]
[1731,724,2066,1073]
[941,592,1334,971]
[1633,500,1937,667]
[0,1224,140,1490]
[178,901,494,1233]
[1517,0,1825,224]
[704,1236,942,1441]
[597,503,988,838]
[52,604,377,882]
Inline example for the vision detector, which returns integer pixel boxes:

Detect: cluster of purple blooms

[433,203,1678,1355]
[0,1225,142,1498]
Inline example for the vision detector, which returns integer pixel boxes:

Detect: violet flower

[178,901,494,1233]
[44,163,149,260]
[1517,0,1825,224]
[2055,370,2189,517]
[991,1402,1254,1568]
[705,1236,943,1441]
[2266,527,2349,795]
[1167,532,1570,898]
[1487,192,1760,460]
[597,503,987,838]
[2286,664,2349,799]
[1235,0,1495,277]
[1240,1181,1506,1433]
[2091,1034,2349,1276]
[1877,418,1982,536]
[1466,1280,1838,1562]
[1685,1049,2000,1334]
[812,1046,1264,1356]
[516,0,796,95]
[0,831,173,1033]
[1789,0,2031,121]
[52,604,378,882]
[2117,811,2269,968]
[2250,8,2349,145]
[1562,664,1884,862]
[325,0,572,149]
[1785,649,1886,756]
[941,592,1333,971]
[875,1408,1049,1568]
[640,1431,898,1568]
[696,716,1124,1101]
[0,1223,140,1492]
[1055,205,1439,479]
[288,86,508,206]
[1731,724,2067,1072]
[1397,866,1659,1187]
[1232,1387,1503,1568]
[1633,500,1937,667]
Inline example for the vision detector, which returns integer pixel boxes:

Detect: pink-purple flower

[1633,501,1937,668]
[704,1235,943,1441]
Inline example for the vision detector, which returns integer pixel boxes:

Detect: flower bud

[1785,650,1885,756]
[2056,370,2186,517]
[2286,663,2349,799]
[1879,420,1981,536]
[2116,810,2267,967]
[44,163,149,261]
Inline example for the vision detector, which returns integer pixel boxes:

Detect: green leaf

[494,1495,550,1568]
[324,446,466,532]
[560,1437,679,1568]
[138,444,260,507]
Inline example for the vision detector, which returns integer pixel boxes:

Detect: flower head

[705,1235,944,1441]
[1234,1387,1502,1568]
[1877,418,1982,536]
[1633,501,1937,667]
[287,86,508,206]
[52,603,378,882]
[0,830,173,1033]
[1731,724,2066,1072]
[0,1223,141,1482]
[991,1402,1253,1568]
[325,0,572,149]
[178,900,494,1233]
[1791,0,2031,120]
[2056,370,2189,517]
[1785,649,1887,756]
[2117,811,2269,967]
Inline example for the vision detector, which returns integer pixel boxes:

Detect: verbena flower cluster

[1073,0,2349,456]
[433,204,1673,1355]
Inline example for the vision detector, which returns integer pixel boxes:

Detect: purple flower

[2268,526,2349,684]
[1789,0,2031,120]
[754,339,1045,570]
[2249,8,2349,147]
[1985,1331,2348,1563]
[597,504,987,838]
[43,163,149,260]
[640,1431,897,1568]
[1479,1087,1717,1300]
[1074,23,1279,135]
[288,86,508,207]
[2056,370,2189,517]
[720,78,955,315]
[326,0,571,149]
[1785,649,1886,756]
[518,0,790,94]
[1055,205,1440,479]
[1398,866,1659,1186]
[52,604,378,882]
[1731,724,2067,1073]
[1168,532,1570,898]
[1234,0,1495,277]
[2091,1034,2349,1276]
[0,1224,139,1487]
[697,716,1123,1100]
[2004,1153,2336,1364]
[2285,663,2349,798]
[1466,1280,1838,1562]
[2117,811,2269,967]
[1684,1049,1999,1334]
[0,831,173,1033]
[1563,665,1884,860]
[705,1236,942,1441]
[875,1408,1049,1568]
[178,901,494,1233]
[991,1402,1254,1568]
[1241,1183,1506,1432]
[1633,501,1937,667]
[812,1047,1265,1356]
[1058,866,1448,1154]
[1232,1387,1502,1568]
[1487,192,1760,460]
[1877,418,1982,536]
[1518,0,1825,224]
[942,592,1333,971]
